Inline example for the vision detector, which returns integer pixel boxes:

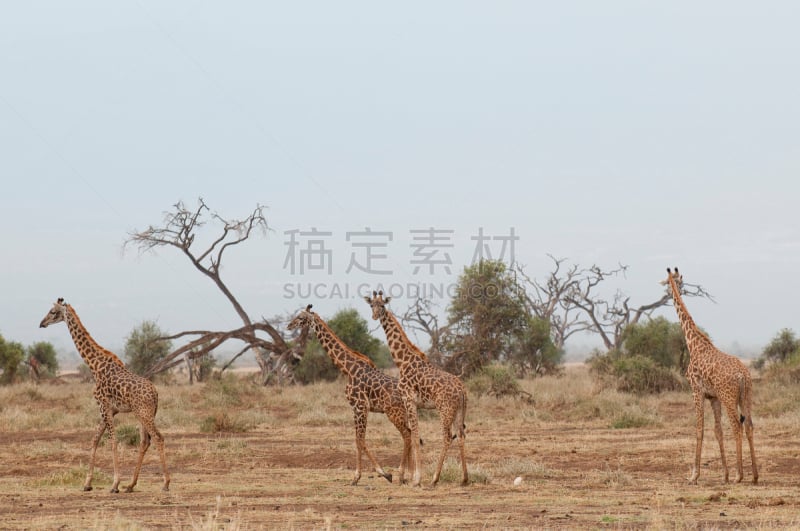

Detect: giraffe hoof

[110,488,119,494]
[383,473,393,483]
[82,486,93,492]
[124,486,134,493]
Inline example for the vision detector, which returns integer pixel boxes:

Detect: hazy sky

[2,2,799,360]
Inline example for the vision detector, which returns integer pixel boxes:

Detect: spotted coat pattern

[664,269,758,484]
[288,306,414,485]
[39,298,170,493]
[365,291,468,487]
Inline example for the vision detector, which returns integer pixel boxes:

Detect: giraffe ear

[364,295,372,303]
[384,296,392,304]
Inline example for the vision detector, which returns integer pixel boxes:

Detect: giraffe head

[364,290,391,320]
[39,298,68,328]
[287,304,315,331]
[661,267,683,290]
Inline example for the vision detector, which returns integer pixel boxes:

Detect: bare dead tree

[515,255,594,350]
[399,297,454,365]
[562,262,713,351]
[125,198,300,384]
[517,256,712,352]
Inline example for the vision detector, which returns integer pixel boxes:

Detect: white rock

[513,476,523,486]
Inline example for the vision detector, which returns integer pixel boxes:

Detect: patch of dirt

[1,378,799,529]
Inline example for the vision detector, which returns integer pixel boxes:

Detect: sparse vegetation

[115,424,141,446]
[0,365,797,529]
[753,328,800,383]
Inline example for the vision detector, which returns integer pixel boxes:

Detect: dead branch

[126,199,296,384]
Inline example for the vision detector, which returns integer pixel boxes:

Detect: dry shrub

[200,412,250,433]
[592,354,685,395]
[467,365,526,399]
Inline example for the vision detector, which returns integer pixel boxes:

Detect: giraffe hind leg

[724,403,745,483]
[387,405,413,485]
[155,427,170,492]
[744,416,758,484]
[740,383,758,484]
[124,424,151,493]
[430,409,456,487]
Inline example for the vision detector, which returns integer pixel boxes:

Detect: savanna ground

[1,365,798,530]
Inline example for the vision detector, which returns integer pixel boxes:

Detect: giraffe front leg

[689,394,704,485]
[397,428,412,485]
[404,401,422,487]
[351,408,365,486]
[352,407,391,485]
[84,419,107,492]
[711,398,729,483]
[108,423,122,494]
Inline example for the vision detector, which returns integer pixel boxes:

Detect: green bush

[294,344,340,384]
[26,341,59,379]
[753,328,800,370]
[123,320,172,377]
[294,307,393,383]
[0,335,25,384]
[590,317,689,395]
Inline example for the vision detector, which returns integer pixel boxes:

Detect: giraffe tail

[737,377,748,425]
[452,391,467,441]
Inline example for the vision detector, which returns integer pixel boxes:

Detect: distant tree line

[120,198,794,394]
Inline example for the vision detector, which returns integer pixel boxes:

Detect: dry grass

[0,365,798,529]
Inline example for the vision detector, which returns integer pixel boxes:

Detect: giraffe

[39,298,170,493]
[662,268,758,484]
[364,291,468,487]
[288,305,415,485]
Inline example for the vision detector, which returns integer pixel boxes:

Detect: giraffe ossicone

[39,298,170,493]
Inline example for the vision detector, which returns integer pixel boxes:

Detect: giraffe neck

[667,278,713,352]
[312,314,375,373]
[64,305,125,374]
[378,309,427,367]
